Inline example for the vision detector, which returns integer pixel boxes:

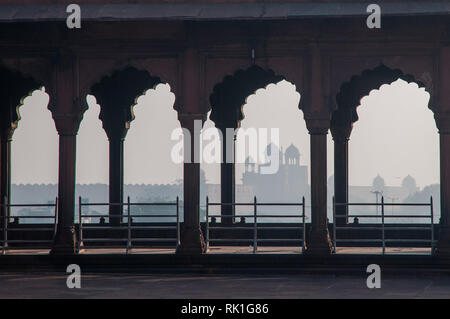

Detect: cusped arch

[209,65,285,128]
[0,64,42,132]
[333,64,430,126]
[81,59,178,113]
[90,66,163,134]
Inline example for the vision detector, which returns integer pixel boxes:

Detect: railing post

[78,196,82,252]
[2,196,7,255]
[430,196,434,254]
[53,197,58,240]
[381,196,385,255]
[253,196,257,253]
[332,196,336,253]
[205,196,209,252]
[126,196,131,254]
[176,196,180,250]
[302,196,306,253]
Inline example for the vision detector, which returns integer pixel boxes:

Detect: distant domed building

[372,174,385,192]
[242,143,308,202]
[285,143,300,165]
[402,175,418,195]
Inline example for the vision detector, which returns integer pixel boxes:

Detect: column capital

[178,112,206,130]
[52,113,82,136]
[330,123,353,143]
[304,115,330,135]
[435,112,450,134]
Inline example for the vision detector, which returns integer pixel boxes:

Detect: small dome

[285,143,300,158]
[402,175,417,193]
[372,174,385,191]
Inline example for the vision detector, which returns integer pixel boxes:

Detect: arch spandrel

[79,58,179,113]
[208,64,286,129]
[204,57,252,113]
[0,63,43,133]
[204,55,305,114]
[330,55,436,114]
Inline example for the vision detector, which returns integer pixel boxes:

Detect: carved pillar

[51,117,80,255]
[177,113,206,254]
[305,118,333,255]
[50,54,82,255]
[330,110,353,226]
[435,112,450,256]
[104,125,128,226]
[0,129,13,223]
[216,123,237,225]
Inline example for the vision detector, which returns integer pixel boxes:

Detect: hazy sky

[11,78,439,188]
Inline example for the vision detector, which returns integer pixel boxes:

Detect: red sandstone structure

[0,0,449,258]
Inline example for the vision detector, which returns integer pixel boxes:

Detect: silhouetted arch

[332,64,428,126]
[209,65,284,129]
[0,65,42,129]
[90,66,163,131]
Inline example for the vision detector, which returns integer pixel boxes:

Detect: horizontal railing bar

[335,239,383,242]
[80,226,129,230]
[208,215,254,218]
[7,228,54,231]
[80,202,176,206]
[0,204,55,207]
[249,203,304,206]
[209,227,253,230]
[208,239,253,242]
[335,227,382,230]
[256,227,304,230]
[128,215,177,218]
[338,214,431,219]
[256,239,304,242]
[129,226,177,230]
[5,240,53,243]
[208,203,254,206]
[383,227,432,230]
[250,215,304,218]
[335,202,431,206]
[80,214,177,218]
[129,238,177,242]
[82,239,128,242]
[207,202,305,206]
[384,239,434,243]
[7,216,55,219]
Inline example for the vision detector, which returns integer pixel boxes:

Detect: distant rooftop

[0,1,449,22]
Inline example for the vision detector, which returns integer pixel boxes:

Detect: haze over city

[11,78,438,190]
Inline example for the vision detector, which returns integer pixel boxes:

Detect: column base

[176,226,206,254]
[50,226,78,255]
[434,225,450,257]
[305,228,332,256]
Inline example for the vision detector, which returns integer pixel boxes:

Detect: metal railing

[205,196,306,253]
[1,197,58,255]
[332,196,435,254]
[78,196,180,253]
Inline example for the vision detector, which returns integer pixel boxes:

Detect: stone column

[218,125,236,225]
[105,127,128,226]
[305,119,332,255]
[0,129,9,232]
[435,112,450,256]
[330,111,353,226]
[50,54,82,255]
[51,115,81,255]
[177,113,206,254]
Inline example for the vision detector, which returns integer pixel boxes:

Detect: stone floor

[0,271,448,298]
